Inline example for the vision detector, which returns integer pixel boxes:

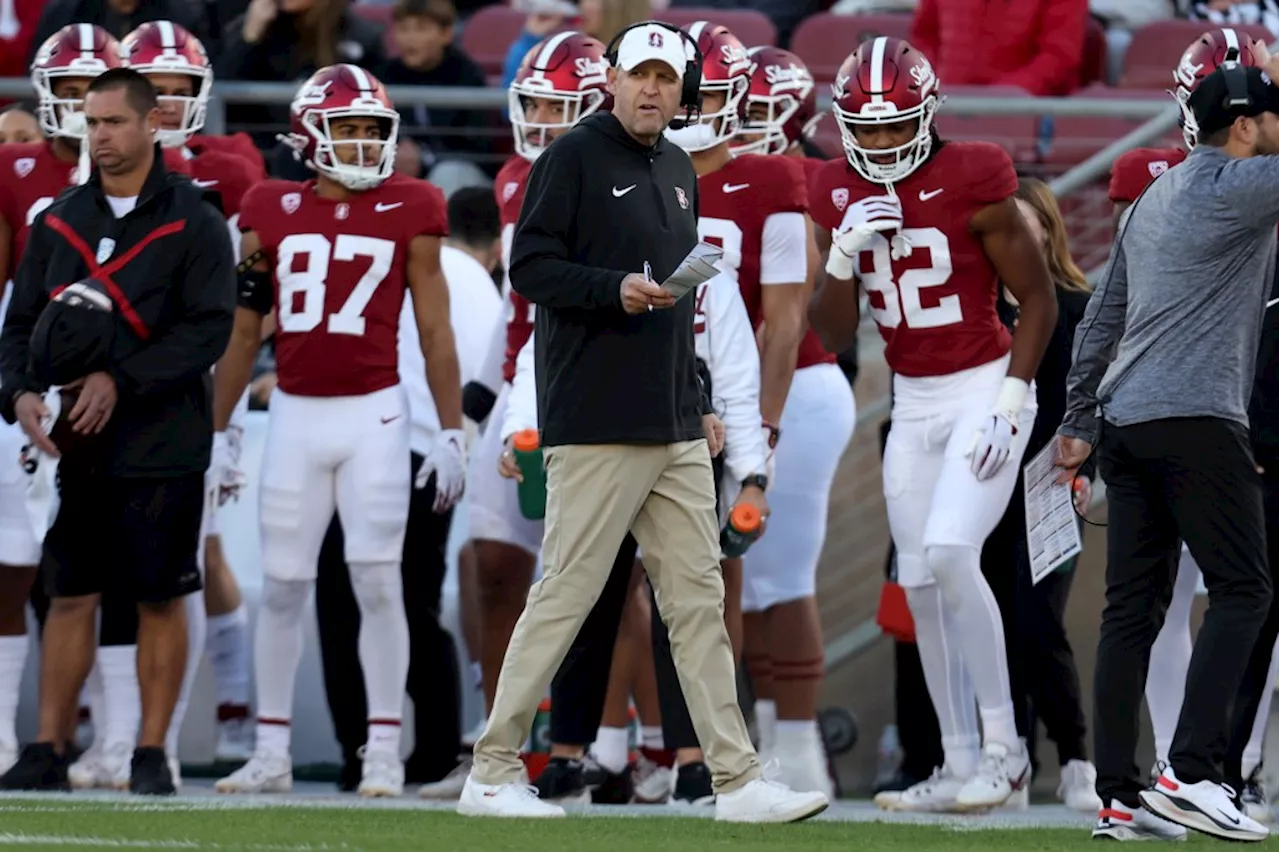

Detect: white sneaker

[168,756,182,791]
[772,738,835,798]
[213,751,293,794]
[1092,799,1188,841]
[955,741,1030,810]
[357,747,403,798]
[1140,766,1269,842]
[70,741,132,790]
[215,717,254,763]
[457,774,566,818]
[714,776,829,823]
[1058,759,1103,813]
[632,753,672,804]
[1001,784,1029,812]
[0,741,15,776]
[419,757,472,800]
[874,767,968,813]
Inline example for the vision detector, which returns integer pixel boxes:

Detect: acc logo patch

[281,192,301,215]
[1147,160,1170,179]
[14,158,34,179]
[831,187,849,212]
[674,186,688,209]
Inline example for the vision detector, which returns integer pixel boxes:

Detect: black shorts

[42,466,204,603]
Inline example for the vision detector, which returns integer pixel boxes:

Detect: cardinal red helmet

[1172,28,1263,148]
[831,36,940,184]
[286,64,399,191]
[122,21,213,149]
[664,21,752,153]
[509,31,610,162]
[30,24,124,141]
[732,46,820,156]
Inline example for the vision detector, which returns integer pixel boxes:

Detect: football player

[464,30,610,729]
[0,23,192,787]
[732,46,825,180]
[1109,29,1277,823]
[808,36,1057,812]
[664,22,853,796]
[122,18,260,767]
[211,64,464,798]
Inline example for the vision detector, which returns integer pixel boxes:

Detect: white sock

[906,583,980,778]
[97,645,139,751]
[925,544,1018,747]
[366,721,401,758]
[0,636,28,748]
[253,578,312,751]
[350,563,409,733]
[1145,550,1198,765]
[592,726,630,773]
[1243,639,1278,778]
[754,699,777,754]
[641,725,664,751]
[165,592,206,758]
[206,604,249,708]
[774,718,820,750]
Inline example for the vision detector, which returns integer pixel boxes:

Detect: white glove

[966,378,1029,481]
[210,431,247,506]
[416,428,467,512]
[825,194,903,279]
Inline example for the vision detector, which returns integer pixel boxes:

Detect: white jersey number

[276,233,396,336]
[857,228,960,329]
[697,216,744,282]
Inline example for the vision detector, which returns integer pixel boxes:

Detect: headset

[604,20,704,130]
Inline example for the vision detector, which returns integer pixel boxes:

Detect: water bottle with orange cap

[512,429,546,520]
[720,503,764,558]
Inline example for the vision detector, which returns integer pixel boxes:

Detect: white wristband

[825,242,855,279]
[994,377,1030,420]
[213,431,229,455]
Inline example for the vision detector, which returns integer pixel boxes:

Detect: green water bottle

[512,429,547,520]
[720,504,763,558]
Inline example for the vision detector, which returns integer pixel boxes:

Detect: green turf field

[0,798,1228,851]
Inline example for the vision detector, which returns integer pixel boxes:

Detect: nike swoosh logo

[919,188,944,201]
[1216,809,1241,825]
[374,202,404,212]
[380,415,401,424]
[722,182,750,193]
[193,179,218,188]
[612,185,636,197]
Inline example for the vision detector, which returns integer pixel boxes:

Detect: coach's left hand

[68,372,117,435]
[702,414,725,458]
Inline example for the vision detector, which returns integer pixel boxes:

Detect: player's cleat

[631,749,673,804]
[214,751,293,794]
[458,775,566,818]
[0,742,70,791]
[1002,785,1029,811]
[1140,765,1269,842]
[129,747,176,796]
[714,776,829,823]
[1059,759,1104,813]
[955,741,1030,810]
[69,741,132,790]
[873,767,970,813]
[215,711,254,763]
[532,756,590,804]
[418,757,473,800]
[1092,799,1187,841]
[357,747,403,798]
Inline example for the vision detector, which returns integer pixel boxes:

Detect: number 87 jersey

[808,141,1016,379]
[239,174,448,396]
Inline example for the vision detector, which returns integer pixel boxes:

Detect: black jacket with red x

[0,148,236,477]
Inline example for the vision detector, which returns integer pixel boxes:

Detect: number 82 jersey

[239,174,448,397]
[809,141,1015,378]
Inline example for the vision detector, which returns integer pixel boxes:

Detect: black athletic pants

[1094,418,1273,807]
[315,453,462,782]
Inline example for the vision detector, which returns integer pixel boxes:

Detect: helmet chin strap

[881,181,914,261]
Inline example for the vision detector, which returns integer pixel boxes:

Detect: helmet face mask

[508,31,610,162]
[732,46,820,158]
[123,21,213,149]
[664,22,753,154]
[288,65,400,191]
[31,24,124,141]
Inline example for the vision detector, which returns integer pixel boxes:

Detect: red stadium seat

[460,5,531,78]
[352,4,397,60]
[790,13,912,84]
[1041,84,1177,165]
[1121,19,1273,89]
[654,8,777,48]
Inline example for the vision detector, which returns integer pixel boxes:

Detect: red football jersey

[495,155,535,384]
[698,154,835,369]
[802,156,828,186]
[809,142,1015,379]
[187,149,257,221]
[189,132,268,181]
[0,141,190,275]
[1108,147,1186,205]
[240,174,449,397]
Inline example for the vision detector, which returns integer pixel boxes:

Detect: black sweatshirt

[0,149,235,477]
[510,112,711,447]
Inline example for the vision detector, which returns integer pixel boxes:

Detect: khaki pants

[472,440,761,792]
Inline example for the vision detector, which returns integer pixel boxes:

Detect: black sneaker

[533,757,589,803]
[0,743,69,791]
[129,747,175,796]
[591,764,635,804]
[671,761,714,806]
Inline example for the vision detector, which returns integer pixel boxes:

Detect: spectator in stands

[377,0,493,196]
[0,106,40,145]
[0,0,43,82]
[1178,0,1278,34]
[910,0,1088,96]
[1089,1,1176,82]
[28,0,209,61]
[499,0,650,91]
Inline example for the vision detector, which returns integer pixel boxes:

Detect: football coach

[460,22,825,823]
[1057,56,1278,841]
[0,68,234,796]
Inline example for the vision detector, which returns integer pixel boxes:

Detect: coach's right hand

[621,273,676,315]
[15,392,58,458]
